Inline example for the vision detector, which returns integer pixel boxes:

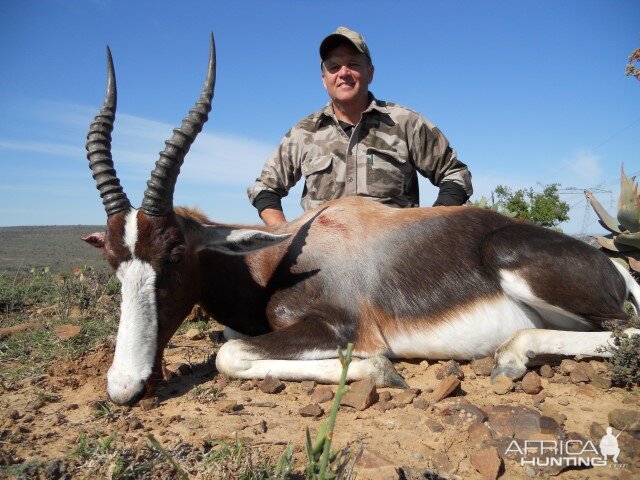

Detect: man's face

[321,44,374,105]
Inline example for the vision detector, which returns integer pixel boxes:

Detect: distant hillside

[0,225,107,274]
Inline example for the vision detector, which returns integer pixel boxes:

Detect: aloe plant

[585,167,640,274]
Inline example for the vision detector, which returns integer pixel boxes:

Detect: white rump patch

[386,296,543,360]
[499,269,592,330]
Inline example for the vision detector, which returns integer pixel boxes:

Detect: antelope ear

[201,226,291,255]
[82,232,106,250]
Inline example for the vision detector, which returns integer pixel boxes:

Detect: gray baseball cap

[319,27,371,62]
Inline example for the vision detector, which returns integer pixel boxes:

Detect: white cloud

[0,140,84,157]
[1,103,276,186]
[562,150,602,186]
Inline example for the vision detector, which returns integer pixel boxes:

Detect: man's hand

[260,208,287,227]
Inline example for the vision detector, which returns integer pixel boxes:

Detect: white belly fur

[386,295,543,360]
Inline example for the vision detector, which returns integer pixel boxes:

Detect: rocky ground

[1,318,639,479]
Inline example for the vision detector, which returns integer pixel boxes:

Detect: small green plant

[191,385,222,403]
[585,167,640,276]
[0,460,44,478]
[70,431,117,461]
[0,268,57,314]
[605,312,640,389]
[147,434,189,480]
[202,434,293,479]
[305,343,356,480]
[0,267,119,383]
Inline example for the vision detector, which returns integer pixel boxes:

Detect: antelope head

[82,34,288,405]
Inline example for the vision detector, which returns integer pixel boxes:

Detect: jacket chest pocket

[301,155,336,201]
[365,148,408,198]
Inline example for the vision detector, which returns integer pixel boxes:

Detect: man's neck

[332,95,370,125]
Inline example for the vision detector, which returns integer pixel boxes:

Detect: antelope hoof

[490,355,528,383]
[365,355,409,389]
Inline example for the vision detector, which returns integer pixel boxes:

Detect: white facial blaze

[107,209,159,404]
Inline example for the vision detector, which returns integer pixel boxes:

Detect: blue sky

[0,1,638,234]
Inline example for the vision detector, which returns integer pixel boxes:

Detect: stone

[436,360,464,380]
[438,399,487,426]
[557,398,569,406]
[592,373,613,390]
[393,389,418,405]
[532,393,545,404]
[139,397,158,411]
[491,376,513,395]
[430,375,460,402]
[213,376,230,389]
[397,412,421,425]
[425,420,444,432]
[589,359,608,373]
[310,386,334,404]
[301,380,316,394]
[540,404,567,426]
[521,372,542,394]
[184,328,204,340]
[373,401,396,412]
[44,459,62,480]
[470,446,502,480]
[485,405,562,439]
[36,305,56,317]
[356,447,397,469]
[576,385,596,398]
[54,325,82,340]
[165,362,192,377]
[468,423,493,446]
[259,375,285,394]
[412,397,428,410]
[609,409,640,432]
[355,466,400,480]
[569,365,590,384]
[341,380,378,410]
[378,391,392,402]
[127,416,143,430]
[539,364,554,378]
[218,400,238,413]
[471,357,494,376]
[299,404,323,417]
[432,452,454,473]
[559,359,578,375]
[5,409,20,421]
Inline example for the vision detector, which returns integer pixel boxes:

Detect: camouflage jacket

[248,94,472,212]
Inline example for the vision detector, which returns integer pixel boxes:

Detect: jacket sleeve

[408,114,473,199]
[247,129,303,207]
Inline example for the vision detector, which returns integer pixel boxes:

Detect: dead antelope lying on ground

[83,34,640,406]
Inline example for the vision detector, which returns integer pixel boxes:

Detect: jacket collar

[315,92,391,126]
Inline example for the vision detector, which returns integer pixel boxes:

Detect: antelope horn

[141,32,216,216]
[86,46,131,217]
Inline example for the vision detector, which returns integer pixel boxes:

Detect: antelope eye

[165,245,186,265]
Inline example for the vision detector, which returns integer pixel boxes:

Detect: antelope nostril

[125,388,146,406]
[107,380,147,406]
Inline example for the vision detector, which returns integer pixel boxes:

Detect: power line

[593,116,640,150]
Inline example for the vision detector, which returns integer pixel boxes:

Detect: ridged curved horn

[86,46,131,217]
[141,32,216,216]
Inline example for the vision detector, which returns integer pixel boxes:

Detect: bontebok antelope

[83,34,640,406]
